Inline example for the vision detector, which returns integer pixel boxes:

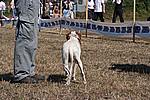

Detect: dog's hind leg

[72,62,77,81]
[62,50,70,77]
[65,50,74,85]
[64,63,70,77]
[76,56,86,84]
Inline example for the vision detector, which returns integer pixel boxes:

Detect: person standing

[0,0,6,18]
[10,0,18,27]
[63,0,75,19]
[0,0,8,26]
[88,0,94,20]
[53,5,60,18]
[112,0,124,23]
[12,0,44,83]
[63,4,71,18]
[10,0,17,19]
[49,1,53,17]
[93,0,105,22]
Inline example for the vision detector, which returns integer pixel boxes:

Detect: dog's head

[66,31,81,42]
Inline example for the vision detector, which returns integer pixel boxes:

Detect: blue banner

[40,18,150,38]
[40,18,134,37]
[40,18,60,28]
[134,21,150,38]
[1,19,13,25]
[2,18,150,39]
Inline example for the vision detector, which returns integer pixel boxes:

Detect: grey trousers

[14,20,38,81]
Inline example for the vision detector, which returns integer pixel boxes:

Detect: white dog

[62,31,86,85]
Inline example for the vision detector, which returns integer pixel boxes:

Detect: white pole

[60,0,63,18]
[133,0,136,42]
[59,0,62,34]
[85,0,88,37]
[133,0,136,23]
[86,0,88,22]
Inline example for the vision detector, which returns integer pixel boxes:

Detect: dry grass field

[0,27,150,100]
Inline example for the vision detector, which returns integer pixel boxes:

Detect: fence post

[133,0,136,42]
[59,0,63,35]
[85,0,88,37]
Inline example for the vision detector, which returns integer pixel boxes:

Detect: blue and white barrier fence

[0,18,15,25]
[1,18,150,39]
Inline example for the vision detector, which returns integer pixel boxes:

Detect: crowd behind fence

[0,0,150,42]
[0,0,150,21]
[39,0,150,21]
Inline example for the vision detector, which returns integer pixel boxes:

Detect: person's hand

[94,5,96,9]
[103,10,105,13]
[102,4,105,13]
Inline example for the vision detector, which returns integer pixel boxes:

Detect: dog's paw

[65,81,70,85]
[71,77,76,81]
[83,81,87,84]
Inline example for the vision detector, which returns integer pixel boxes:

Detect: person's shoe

[11,76,38,84]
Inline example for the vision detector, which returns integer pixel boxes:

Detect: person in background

[63,4,71,18]
[88,0,94,20]
[49,1,53,18]
[45,2,50,17]
[53,5,60,18]
[0,0,6,18]
[0,0,9,26]
[10,0,18,27]
[39,1,43,17]
[93,0,105,22]
[10,0,17,19]
[42,2,51,19]
[52,0,60,17]
[112,0,124,23]
[63,0,74,19]
[12,0,45,83]
[147,17,150,21]
[52,0,59,10]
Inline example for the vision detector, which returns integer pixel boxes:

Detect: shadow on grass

[109,64,150,74]
[47,74,66,83]
[0,73,13,81]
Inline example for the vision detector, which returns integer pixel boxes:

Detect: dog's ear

[66,32,71,40]
[76,32,81,40]
[76,31,81,44]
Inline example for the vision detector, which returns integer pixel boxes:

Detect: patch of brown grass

[0,27,150,100]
